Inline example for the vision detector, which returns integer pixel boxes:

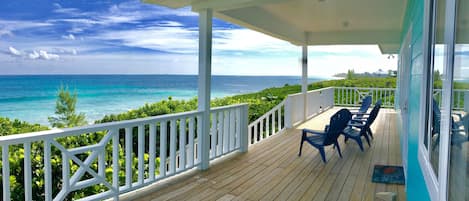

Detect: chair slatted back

[365,100,382,128]
[324,109,352,145]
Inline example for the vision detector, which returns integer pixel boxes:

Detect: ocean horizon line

[0,74,337,78]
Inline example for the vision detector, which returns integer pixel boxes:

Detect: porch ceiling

[144,0,407,54]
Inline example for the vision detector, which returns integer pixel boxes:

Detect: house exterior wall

[397,0,432,200]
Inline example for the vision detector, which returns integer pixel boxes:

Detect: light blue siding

[398,0,431,200]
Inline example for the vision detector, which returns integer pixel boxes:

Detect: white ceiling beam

[192,0,288,12]
[378,44,400,54]
[216,7,305,45]
[306,30,401,45]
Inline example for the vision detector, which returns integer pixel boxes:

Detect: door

[398,27,412,174]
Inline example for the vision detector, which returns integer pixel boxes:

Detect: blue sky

[0,0,397,76]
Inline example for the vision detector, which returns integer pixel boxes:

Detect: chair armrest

[348,122,365,128]
[453,113,463,120]
[351,111,368,115]
[302,128,325,136]
[351,118,367,122]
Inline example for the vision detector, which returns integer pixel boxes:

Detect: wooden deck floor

[134,108,406,201]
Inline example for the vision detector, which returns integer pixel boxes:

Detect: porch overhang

[144,0,407,54]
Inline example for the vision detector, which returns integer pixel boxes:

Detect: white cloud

[28,51,40,59]
[71,49,78,55]
[0,30,13,37]
[94,27,296,54]
[8,46,22,56]
[38,50,60,60]
[95,26,198,53]
[62,34,76,40]
[155,21,183,27]
[0,20,52,37]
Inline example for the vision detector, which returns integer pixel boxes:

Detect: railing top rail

[248,99,285,127]
[287,87,335,97]
[210,103,248,112]
[0,104,245,146]
[333,87,396,90]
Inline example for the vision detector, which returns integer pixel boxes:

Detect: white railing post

[111,128,119,201]
[2,145,10,201]
[240,104,249,152]
[197,8,212,170]
[464,91,469,112]
[301,45,308,121]
[284,96,292,128]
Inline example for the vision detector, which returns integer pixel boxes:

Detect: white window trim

[418,0,458,200]
[417,0,440,200]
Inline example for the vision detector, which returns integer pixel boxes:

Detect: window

[448,0,469,200]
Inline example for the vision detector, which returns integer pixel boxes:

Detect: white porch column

[198,8,212,170]
[302,45,308,121]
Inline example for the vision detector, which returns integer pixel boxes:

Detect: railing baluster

[378,89,383,102]
[62,151,70,195]
[24,142,32,201]
[236,108,241,148]
[254,123,258,144]
[169,120,177,174]
[44,140,52,201]
[272,109,276,135]
[248,125,252,145]
[160,121,167,177]
[99,149,105,178]
[137,125,144,185]
[149,124,156,180]
[345,88,348,105]
[217,112,224,156]
[266,114,270,137]
[112,128,119,200]
[211,114,217,158]
[196,115,202,163]
[229,109,235,151]
[223,110,230,153]
[188,117,195,167]
[278,107,282,131]
[259,119,264,141]
[125,127,132,188]
[179,118,186,170]
[2,145,11,201]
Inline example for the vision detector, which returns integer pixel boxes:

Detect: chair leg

[356,138,364,151]
[364,134,371,147]
[367,127,374,139]
[299,140,304,156]
[318,147,327,163]
[335,142,343,158]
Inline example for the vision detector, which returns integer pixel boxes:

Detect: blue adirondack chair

[341,100,382,151]
[298,108,352,163]
[350,95,372,117]
[431,99,468,150]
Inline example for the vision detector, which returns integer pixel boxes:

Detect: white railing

[285,87,335,128]
[433,89,468,110]
[334,87,396,108]
[209,105,246,159]
[248,100,285,146]
[0,104,247,201]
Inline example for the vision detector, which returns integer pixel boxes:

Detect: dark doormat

[372,165,405,185]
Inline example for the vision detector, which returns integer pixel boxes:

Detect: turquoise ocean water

[0,75,326,125]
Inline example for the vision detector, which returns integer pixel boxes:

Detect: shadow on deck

[130,107,406,201]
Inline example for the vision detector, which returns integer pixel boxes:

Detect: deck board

[133,108,406,201]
